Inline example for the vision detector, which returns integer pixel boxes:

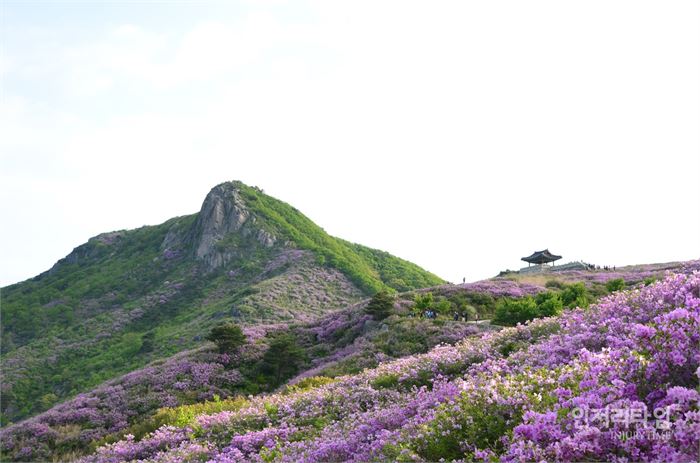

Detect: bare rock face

[188,182,277,270]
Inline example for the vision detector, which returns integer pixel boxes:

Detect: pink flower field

[71,269,699,462]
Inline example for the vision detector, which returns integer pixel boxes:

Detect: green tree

[365,290,396,320]
[259,333,306,386]
[207,322,247,354]
[414,292,434,312]
[435,297,452,316]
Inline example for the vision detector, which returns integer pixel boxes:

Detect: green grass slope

[235,183,443,293]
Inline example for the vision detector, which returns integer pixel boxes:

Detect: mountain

[0,181,443,424]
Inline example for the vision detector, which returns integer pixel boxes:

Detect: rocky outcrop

[187,182,278,270]
[46,232,124,276]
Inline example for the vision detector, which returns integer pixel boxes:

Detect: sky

[1,0,699,287]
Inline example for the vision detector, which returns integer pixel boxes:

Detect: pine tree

[365,290,395,320]
[207,322,247,354]
[260,333,306,386]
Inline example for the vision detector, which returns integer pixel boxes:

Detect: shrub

[462,292,497,318]
[207,322,247,354]
[39,393,58,411]
[544,279,563,289]
[434,298,452,316]
[493,293,563,326]
[493,297,539,326]
[107,396,249,441]
[283,376,336,395]
[560,282,589,308]
[534,292,563,317]
[605,278,626,292]
[416,394,521,461]
[371,373,400,389]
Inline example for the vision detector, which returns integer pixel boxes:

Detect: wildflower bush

[60,270,699,463]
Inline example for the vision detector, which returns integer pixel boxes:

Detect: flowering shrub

[441,279,545,299]
[550,260,699,287]
[0,349,242,462]
[72,270,699,462]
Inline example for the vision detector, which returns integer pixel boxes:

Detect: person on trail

[453,312,459,321]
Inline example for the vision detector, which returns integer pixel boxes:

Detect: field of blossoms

[507,260,700,289]
[0,295,487,461]
[68,268,699,462]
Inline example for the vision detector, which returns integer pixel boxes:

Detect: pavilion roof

[521,249,562,264]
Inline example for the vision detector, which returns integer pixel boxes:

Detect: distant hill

[0,181,443,423]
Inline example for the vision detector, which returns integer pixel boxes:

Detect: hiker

[453,312,459,321]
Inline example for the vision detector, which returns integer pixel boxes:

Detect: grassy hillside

[0,181,443,425]
[235,183,443,293]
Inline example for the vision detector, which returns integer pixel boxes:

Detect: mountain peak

[189,181,276,270]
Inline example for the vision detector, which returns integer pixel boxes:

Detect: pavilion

[521,249,562,268]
